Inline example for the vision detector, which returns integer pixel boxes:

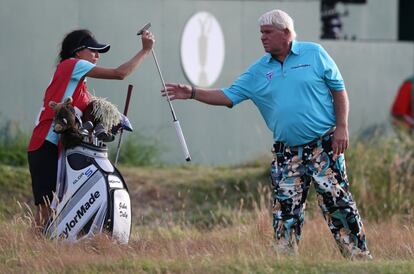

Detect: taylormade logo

[60,191,100,239]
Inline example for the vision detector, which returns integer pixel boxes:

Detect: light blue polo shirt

[222,41,345,146]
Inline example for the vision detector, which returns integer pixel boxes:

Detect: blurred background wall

[0,0,413,165]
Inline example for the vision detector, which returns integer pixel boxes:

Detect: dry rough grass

[1,131,413,273]
[1,206,413,273]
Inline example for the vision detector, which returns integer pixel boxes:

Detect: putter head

[137,22,151,35]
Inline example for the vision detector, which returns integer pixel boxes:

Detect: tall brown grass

[1,196,413,274]
[347,131,414,221]
[1,129,413,273]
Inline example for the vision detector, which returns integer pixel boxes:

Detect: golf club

[114,84,133,166]
[138,22,191,162]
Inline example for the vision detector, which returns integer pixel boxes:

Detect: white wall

[0,0,413,165]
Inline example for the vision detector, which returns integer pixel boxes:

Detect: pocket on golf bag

[104,169,132,244]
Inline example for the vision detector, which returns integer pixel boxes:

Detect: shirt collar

[266,40,300,63]
[265,53,272,63]
[290,40,300,55]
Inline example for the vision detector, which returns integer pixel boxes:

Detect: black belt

[273,127,335,153]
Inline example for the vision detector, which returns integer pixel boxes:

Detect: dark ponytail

[58,29,94,62]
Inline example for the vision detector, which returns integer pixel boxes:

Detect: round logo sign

[180,12,225,88]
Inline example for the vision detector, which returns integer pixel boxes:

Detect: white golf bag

[43,142,132,243]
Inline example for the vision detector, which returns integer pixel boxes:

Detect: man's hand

[162,83,192,100]
[332,90,349,158]
[332,125,348,158]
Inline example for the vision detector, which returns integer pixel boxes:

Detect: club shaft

[114,130,123,166]
[151,49,178,121]
[151,49,191,161]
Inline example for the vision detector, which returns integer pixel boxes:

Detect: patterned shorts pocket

[270,159,282,188]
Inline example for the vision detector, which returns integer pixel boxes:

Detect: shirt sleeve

[318,45,345,91]
[222,69,255,107]
[72,59,96,81]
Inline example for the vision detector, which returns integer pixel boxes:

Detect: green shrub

[0,165,32,219]
[0,118,28,166]
[109,132,161,166]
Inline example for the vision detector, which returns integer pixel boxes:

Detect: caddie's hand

[332,125,349,158]
[141,30,155,51]
[162,83,192,100]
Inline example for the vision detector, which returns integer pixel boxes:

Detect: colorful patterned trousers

[270,134,372,259]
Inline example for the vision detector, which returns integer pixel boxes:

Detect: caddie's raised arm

[86,30,155,80]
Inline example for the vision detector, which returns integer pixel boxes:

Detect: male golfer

[164,9,371,259]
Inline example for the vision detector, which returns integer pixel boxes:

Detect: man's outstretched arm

[163,83,233,107]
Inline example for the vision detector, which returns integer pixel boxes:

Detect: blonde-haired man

[164,9,371,259]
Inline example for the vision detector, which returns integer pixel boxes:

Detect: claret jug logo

[181,12,225,88]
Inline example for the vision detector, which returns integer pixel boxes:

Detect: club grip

[123,84,133,116]
[173,120,191,161]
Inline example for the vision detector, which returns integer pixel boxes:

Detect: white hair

[258,9,297,41]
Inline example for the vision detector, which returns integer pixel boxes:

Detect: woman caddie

[27,28,154,229]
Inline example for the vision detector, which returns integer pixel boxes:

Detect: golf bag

[44,96,133,243]
[44,142,132,243]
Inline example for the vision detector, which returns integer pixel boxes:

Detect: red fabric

[28,59,91,151]
[391,80,412,117]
